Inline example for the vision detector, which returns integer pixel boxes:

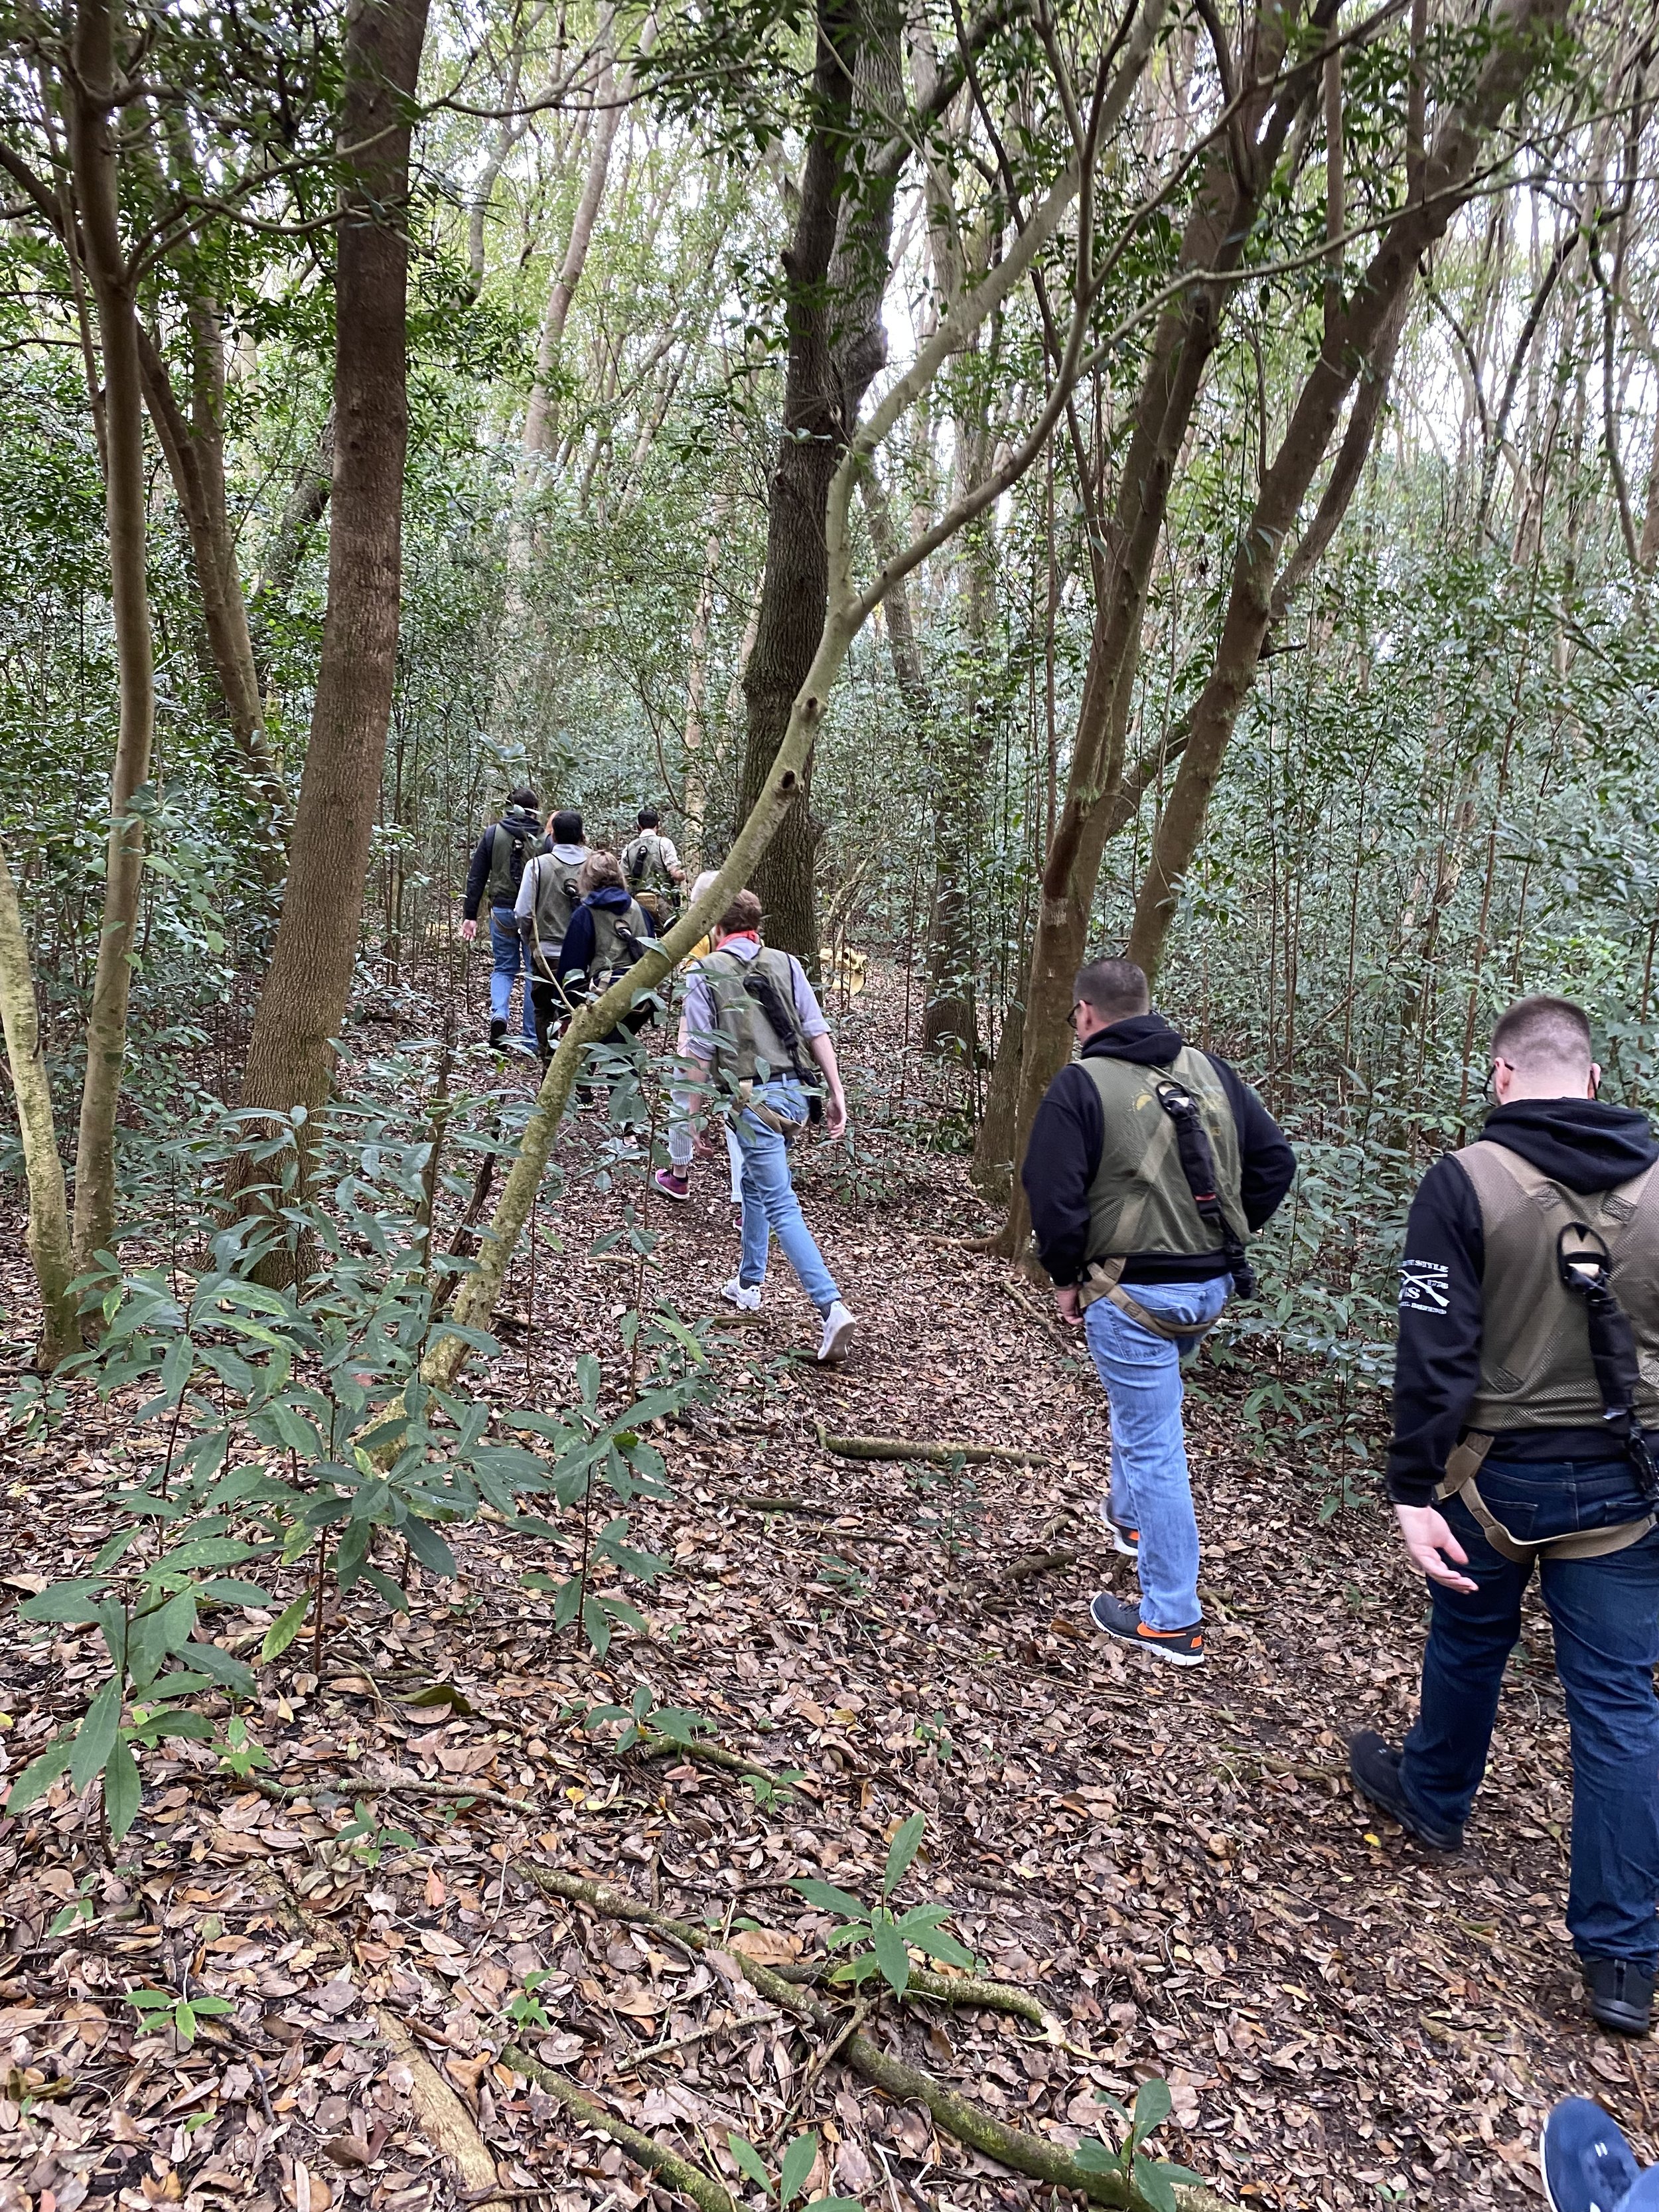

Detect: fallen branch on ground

[502,2044,739,2212]
[248,1773,538,1816]
[817,1427,1043,1466]
[379,2010,497,2190]
[999,1547,1080,1586]
[735,1494,836,1517]
[631,1732,801,1789]
[512,1862,1224,2210]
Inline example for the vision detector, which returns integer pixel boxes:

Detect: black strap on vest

[1153,1078,1257,1299]
[1557,1220,1659,1501]
[739,960,822,1125]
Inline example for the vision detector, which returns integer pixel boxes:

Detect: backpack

[528,852,587,948]
[589,899,653,987]
[484,812,545,906]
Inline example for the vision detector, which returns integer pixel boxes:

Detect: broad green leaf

[909,1927,976,1970]
[788,1878,867,1919]
[727,2134,772,2194]
[1131,2078,1173,2148]
[3,1735,73,1816]
[1132,2155,1179,2212]
[104,1735,142,1842]
[778,2132,818,2208]
[869,1917,910,1994]
[152,1538,260,1572]
[68,1680,122,1793]
[1072,2140,1124,2176]
[188,1641,257,1697]
[261,1593,311,1662]
[881,1812,925,1896]
[194,1579,276,1606]
[19,1578,108,1624]
[175,1999,198,2046]
[581,1595,612,1657]
[401,1516,457,1579]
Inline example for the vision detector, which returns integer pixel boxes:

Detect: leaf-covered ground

[1,968,1654,2212]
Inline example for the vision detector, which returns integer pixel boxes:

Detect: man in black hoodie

[1022,958,1295,1667]
[1350,995,1659,2037]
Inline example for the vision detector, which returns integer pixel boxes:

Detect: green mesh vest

[485,816,542,906]
[1454,1142,1659,1434]
[529,855,585,950]
[585,900,652,984]
[1081,1047,1246,1264]
[697,946,808,1084]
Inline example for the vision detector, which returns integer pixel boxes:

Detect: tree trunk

[232,0,430,1207]
[250,404,334,684]
[737,0,889,963]
[680,514,724,862]
[997,0,1331,1252]
[66,0,157,1276]
[0,838,78,1364]
[1125,0,1571,982]
[137,305,287,824]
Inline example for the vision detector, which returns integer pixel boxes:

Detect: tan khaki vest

[697,946,806,1085]
[1082,1047,1246,1265]
[1453,1140,1659,1434]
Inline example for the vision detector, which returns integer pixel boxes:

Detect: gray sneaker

[1093,1498,1139,1558]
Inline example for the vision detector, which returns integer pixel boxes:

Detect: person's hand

[1056,1282,1083,1327]
[459,919,478,942]
[1394,1503,1478,1593]
[823,1091,847,1138]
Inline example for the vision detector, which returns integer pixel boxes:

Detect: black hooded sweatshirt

[1021,1014,1296,1288]
[1386,1098,1659,1506]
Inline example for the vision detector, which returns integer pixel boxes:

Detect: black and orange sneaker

[1094,1500,1139,1558]
[1089,1591,1204,1668]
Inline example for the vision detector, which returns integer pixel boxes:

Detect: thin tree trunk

[680,513,724,862]
[66,0,157,1276]
[1125,0,1571,982]
[250,405,334,682]
[137,307,285,820]
[0,838,77,1363]
[997,0,1331,1250]
[522,15,624,463]
[232,0,430,1214]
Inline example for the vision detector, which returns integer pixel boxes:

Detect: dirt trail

[0,972,1649,2212]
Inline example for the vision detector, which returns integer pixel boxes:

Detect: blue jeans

[1399,1456,1659,1967]
[1084,1278,1230,1631]
[733,1080,838,1311]
[489,909,536,1039]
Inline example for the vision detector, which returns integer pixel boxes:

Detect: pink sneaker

[654,1167,691,1203]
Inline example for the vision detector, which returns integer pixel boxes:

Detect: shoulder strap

[1460,1141,1659,1257]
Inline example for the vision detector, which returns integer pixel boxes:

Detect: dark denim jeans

[1400,1455,1659,1966]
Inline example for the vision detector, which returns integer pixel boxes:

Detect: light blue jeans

[733,1080,838,1311]
[1084,1277,1230,1631]
[489,909,537,1039]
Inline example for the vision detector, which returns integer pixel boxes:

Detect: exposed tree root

[999,1547,1081,1587]
[735,1494,837,1517]
[631,1732,800,1787]
[379,2009,498,2191]
[512,1862,1226,2211]
[500,2044,740,2212]
[248,1772,539,1816]
[816,1427,1044,1466]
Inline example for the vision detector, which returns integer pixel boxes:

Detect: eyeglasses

[1067,1001,1087,1032]
[1482,1057,1514,1102]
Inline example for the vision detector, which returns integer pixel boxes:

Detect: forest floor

[1,966,1653,2212]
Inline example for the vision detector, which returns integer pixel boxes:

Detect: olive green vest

[1454,1141,1659,1434]
[528,853,586,950]
[1082,1047,1246,1264]
[486,817,542,906]
[585,899,652,984]
[696,946,807,1084]
[623,832,673,893]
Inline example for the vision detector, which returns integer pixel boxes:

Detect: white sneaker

[721,1277,762,1312]
[816,1302,857,1363]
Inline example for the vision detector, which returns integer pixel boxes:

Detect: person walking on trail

[552,852,657,1040]
[1349,994,1659,2039]
[621,808,684,924]
[1021,958,1294,1668]
[656,869,743,1209]
[514,810,590,1054]
[678,889,857,1364]
[1541,2095,1659,2211]
[460,786,551,1053]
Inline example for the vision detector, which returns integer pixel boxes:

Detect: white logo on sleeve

[1400,1260,1451,1315]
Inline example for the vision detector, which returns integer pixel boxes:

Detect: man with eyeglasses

[1350,994,1659,2038]
[1021,958,1294,1667]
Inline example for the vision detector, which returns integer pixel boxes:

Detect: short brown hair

[579,851,625,895]
[717,889,762,936]
[1075,957,1149,1023]
[1490,994,1593,1074]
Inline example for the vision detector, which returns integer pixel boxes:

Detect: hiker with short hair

[656,869,743,1208]
[679,889,857,1364]
[1350,994,1659,2039]
[621,808,684,924]
[461,786,551,1052]
[1021,957,1294,1668]
[514,810,590,1055]
[555,851,656,1006]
